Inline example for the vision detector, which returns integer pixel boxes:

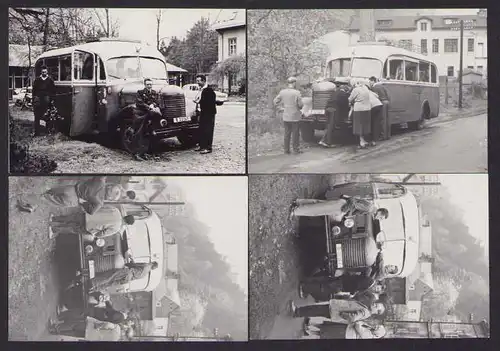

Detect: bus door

[70,49,97,136]
[403,57,424,123]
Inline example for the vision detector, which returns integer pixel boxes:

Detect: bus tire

[120,119,150,155]
[409,102,430,131]
[300,123,315,142]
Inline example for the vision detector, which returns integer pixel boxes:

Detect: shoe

[369,141,376,147]
[288,201,297,221]
[17,200,35,213]
[302,317,310,334]
[200,149,212,154]
[284,150,291,155]
[194,146,202,151]
[318,141,329,147]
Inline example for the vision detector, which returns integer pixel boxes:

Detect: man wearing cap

[273,77,304,154]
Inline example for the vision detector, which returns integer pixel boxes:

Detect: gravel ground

[10,103,246,174]
[8,177,73,341]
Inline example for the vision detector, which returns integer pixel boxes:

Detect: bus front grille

[161,95,186,120]
[93,255,116,273]
[312,91,332,110]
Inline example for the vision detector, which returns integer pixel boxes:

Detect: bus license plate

[174,117,190,123]
[310,109,325,115]
[335,244,343,268]
[88,260,95,279]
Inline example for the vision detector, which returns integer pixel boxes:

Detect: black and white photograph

[9,8,246,174]
[247,9,487,173]
[249,173,489,339]
[8,176,248,341]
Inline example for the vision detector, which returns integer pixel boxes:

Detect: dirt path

[11,103,246,174]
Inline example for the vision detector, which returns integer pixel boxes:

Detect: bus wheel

[120,120,150,155]
[177,132,197,148]
[300,123,315,142]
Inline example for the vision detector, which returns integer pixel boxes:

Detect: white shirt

[194,83,208,104]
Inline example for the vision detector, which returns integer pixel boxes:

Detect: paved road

[249,113,487,174]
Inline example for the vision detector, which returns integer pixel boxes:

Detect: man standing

[274,77,304,154]
[131,78,162,161]
[368,77,391,140]
[17,176,113,215]
[32,65,56,136]
[194,74,217,154]
[49,204,135,241]
[319,82,338,148]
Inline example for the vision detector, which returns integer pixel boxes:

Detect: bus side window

[59,55,71,81]
[98,57,106,80]
[74,51,94,81]
[405,60,418,82]
[430,64,437,83]
[419,61,430,83]
[389,59,404,80]
[45,57,59,81]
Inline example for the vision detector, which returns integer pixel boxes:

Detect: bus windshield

[326,58,351,78]
[105,56,167,80]
[351,58,383,79]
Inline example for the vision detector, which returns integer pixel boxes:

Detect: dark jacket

[75,176,108,215]
[199,86,217,115]
[90,301,126,324]
[136,88,160,111]
[371,84,390,102]
[125,262,154,281]
[33,76,56,100]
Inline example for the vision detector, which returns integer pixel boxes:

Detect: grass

[248,174,333,339]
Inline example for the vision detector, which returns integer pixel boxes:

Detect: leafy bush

[9,110,57,174]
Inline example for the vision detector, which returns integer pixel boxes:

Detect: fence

[439,76,487,107]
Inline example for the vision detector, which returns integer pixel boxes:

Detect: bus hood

[126,212,164,291]
[119,81,184,97]
[375,191,420,277]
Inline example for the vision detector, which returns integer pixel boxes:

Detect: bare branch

[256,10,273,24]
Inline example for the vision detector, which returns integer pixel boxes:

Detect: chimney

[358,9,376,42]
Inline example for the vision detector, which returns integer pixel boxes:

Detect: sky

[165,177,248,294]
[439,174,489,257]
[109,8,241,46]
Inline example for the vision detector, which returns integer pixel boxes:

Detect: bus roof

[37,41,165,63]
[326,43,432,64]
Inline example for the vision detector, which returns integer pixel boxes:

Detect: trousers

[284,121,300,153]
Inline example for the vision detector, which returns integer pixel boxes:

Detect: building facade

[212,10,246,92]
[8,44,44,99]
[348,12,487,78]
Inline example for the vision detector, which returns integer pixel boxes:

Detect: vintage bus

[34,38,198,153]
[301,181,421,294]
[300,42,440,142]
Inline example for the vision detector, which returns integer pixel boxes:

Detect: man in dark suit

[194,74,217,154]
[131,78,162,161]
[32,65,56,136]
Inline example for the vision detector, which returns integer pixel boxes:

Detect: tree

[183,18,218,73]
[156,9,163,51]
[248,10,355,118]
[93,8,119,38]
[210,54,246,94]
[163,36,185,66]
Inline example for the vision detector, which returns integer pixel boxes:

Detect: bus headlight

[344,218,355,228]
[160,119,168,127]
[332,226,341,235]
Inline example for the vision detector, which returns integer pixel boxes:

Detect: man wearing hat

[273,77,304,154]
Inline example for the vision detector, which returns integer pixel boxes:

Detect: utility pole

[450,19,474,109]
